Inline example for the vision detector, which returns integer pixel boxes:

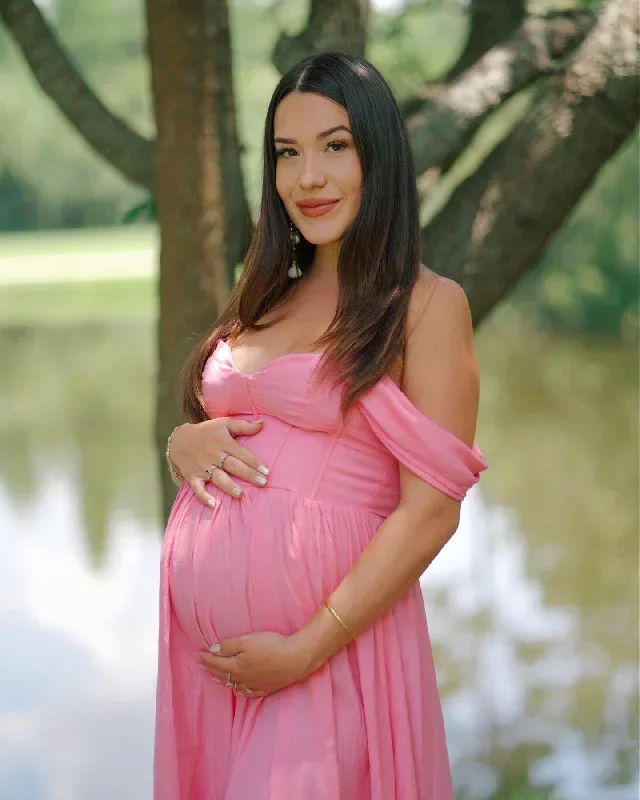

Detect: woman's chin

[298,223,349,247]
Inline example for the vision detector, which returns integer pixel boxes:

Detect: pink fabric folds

[359,375,488,501]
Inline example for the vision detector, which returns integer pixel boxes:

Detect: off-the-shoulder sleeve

[359,377,488,501]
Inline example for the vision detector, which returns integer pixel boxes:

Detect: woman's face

[274,92,363,247]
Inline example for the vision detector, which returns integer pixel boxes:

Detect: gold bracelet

[166,424,187,485]
[323,601,354,638]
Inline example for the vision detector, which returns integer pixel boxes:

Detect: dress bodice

[201,339,487,515]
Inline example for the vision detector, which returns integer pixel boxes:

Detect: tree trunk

[404,10,595,177]
[272,0,369,76]
[146,0,249,519]
[423,0,639,328]
[446,0,526,81]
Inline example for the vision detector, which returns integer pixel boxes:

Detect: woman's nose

[297,155,326,189]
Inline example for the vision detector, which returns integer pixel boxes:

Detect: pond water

[0,305,637,800]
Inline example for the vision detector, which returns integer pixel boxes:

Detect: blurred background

[0,1,638,799]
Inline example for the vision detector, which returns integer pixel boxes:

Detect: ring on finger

[204,464,218,479]
[217,452,230,470]
[225,672,235,688]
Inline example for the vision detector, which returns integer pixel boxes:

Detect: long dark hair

[181,50,421,421]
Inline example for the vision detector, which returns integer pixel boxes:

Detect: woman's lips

[296,200,340,218]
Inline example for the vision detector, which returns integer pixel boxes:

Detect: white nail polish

[209,644,221,653]
[257,464,269,475]
[255,475,267,485]
[233,487,242,497]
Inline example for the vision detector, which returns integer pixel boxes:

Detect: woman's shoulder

[406,265,469,336]
[386,267,471,387]
[402,265,479,449]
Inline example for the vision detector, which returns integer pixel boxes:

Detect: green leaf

[123,197,156,224]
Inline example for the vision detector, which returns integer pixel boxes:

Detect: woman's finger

[197,657,272,696]
[199,666,268,696]
[234,685,268,698]
[213,454,268,489]
[189,477,217,509]
[200,666,267,695]
[206,465,246,499]
[224,418,264,439]
[224,439,270,477]
[198,661,235,682]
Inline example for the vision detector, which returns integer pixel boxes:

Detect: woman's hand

[197,632,310,697]
[169,418,269,507]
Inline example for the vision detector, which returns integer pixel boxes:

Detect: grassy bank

[0,278,155,327]
[0,227,157,326]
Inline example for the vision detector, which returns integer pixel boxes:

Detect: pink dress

[154,338,487,800]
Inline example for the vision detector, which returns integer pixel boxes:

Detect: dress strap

[359,376,488,501]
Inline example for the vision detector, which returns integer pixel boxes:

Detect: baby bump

[167,486,383,651]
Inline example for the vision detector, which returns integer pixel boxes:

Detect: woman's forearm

[293,503,460,676]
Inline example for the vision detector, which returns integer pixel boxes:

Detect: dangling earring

[288,221,302,279]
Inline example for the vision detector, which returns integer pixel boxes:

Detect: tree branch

[404,10,595,178]
[0,0,154,189]
[446,0,526,81]
[421,0,639,327]
[272,0,369,76]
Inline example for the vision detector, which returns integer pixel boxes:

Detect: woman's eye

[327,141,347,153]
[275,148,297,158]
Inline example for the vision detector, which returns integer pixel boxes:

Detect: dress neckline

[214,339,485,464]
[219,337,403,393]
[220,338,326,378]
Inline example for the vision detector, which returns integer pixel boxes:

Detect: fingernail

[232,487,242,497]
[254,475,267,486]
[209,644,221,653]
[207,498,216,508]
[257,465,269,475]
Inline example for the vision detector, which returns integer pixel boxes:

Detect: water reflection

[0,475,159,800]
[0,325,159,563]
[0,310,637,799]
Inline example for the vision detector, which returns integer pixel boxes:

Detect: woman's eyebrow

[274,125,352,144]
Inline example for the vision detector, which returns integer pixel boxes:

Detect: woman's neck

[308,240,340,285]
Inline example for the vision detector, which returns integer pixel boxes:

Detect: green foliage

[368,2,466,96]
[514,131,639,340]
[0,0,151,231]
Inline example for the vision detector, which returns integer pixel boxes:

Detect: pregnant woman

[155,51,487,800]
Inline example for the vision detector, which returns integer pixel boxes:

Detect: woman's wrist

[290,602,354,678]
[166,423,189,484]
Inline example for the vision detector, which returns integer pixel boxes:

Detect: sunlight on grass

[0,279,156,326]
[0,224,156,257]
[0,227,158,325]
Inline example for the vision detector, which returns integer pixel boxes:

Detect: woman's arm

[293,276,481,674]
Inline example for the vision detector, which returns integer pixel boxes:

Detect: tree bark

[272,0,369,76]
[422,0,639,328]
[146,0,250,518]
[404,10,595,178]
[0,0,154,189]
[446,0,526,81]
